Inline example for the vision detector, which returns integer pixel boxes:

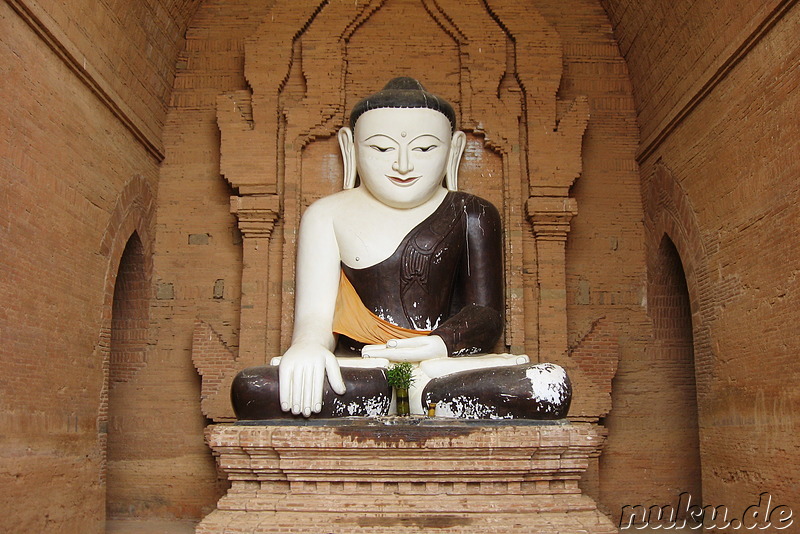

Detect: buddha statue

[232,77,571,420]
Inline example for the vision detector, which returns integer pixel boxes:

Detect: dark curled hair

[349,77,456,130]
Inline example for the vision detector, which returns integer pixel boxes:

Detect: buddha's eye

[412,145,438,152]
[370,145,393,153]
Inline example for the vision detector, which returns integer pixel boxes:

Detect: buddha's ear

[445,130,467,191]
[338,127,357,190]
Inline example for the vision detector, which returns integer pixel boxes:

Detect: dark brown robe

[340,191,504,356]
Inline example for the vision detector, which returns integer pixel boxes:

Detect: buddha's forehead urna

[350,77,456,131]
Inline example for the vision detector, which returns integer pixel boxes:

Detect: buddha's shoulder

[450,191,501,219]
[302,189,359,219]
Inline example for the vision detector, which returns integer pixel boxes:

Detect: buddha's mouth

[386,175,420,186]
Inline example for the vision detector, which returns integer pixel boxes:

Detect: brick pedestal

[197,419,617,533]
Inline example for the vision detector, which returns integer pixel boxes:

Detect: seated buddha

[232,77,571,419]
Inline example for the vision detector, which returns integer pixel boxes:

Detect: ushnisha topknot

[349,77,456,130]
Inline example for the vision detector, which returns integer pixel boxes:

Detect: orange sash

[332,272,431,344]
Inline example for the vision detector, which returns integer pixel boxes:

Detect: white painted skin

[279,108,466,417]
[279,107,529,418]
[361,336,448,362]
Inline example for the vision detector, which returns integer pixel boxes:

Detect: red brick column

[230,194,279,362]
[526,196,578,361]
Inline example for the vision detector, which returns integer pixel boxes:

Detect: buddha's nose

[392,147,414,174]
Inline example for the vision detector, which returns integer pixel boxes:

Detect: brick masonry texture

[1,0,200,531]
[602,0,800,522]
[197,422,617,534]
[1,0,798,532]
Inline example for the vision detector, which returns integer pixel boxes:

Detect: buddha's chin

[364,183,444,210]
[380,192,441,210]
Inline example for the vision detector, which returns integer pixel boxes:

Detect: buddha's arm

[430,196,504,356]
[279,201,346,416]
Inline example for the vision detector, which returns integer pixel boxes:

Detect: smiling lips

[386,175,421,185]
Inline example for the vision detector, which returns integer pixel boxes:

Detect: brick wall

[17,0,201,147]
[533,0,655,515]
[150,0,650,521]
[122,0,280,520]
[1,0,197,531]
[604,0,800,522]
[4,0,797,530]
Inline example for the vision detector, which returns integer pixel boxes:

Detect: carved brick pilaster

[230,194,280,237]
[229,194,281,363]
[527,196,578,362]
[217,91,275,195]
[527,196,578,241]
[527,96,590,197]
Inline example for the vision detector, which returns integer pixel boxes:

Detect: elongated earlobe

[338,127,357,190]
[445,130,467,191]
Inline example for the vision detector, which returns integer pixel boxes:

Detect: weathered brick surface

[604,0,800,523]
[9,0,201,149]
[4,0,797,530]
[601,0,787,148]
[192,319,238,421]
[1,0,198,531]
[197,422,617,534]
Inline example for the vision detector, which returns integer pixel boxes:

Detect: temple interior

[1,0,798,532]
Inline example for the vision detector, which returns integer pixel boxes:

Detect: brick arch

[109,232,149,388]
[93,174,156,487]
[224,0,576,358]
[648,233,703,505]
[643,160,715,398]
[630,160,710,512]
[99,174,155,285]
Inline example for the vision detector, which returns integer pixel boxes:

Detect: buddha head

[338,77,467,209]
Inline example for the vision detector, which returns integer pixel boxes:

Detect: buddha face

[352,108,457,209]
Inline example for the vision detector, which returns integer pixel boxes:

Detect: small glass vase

[395,387,410,416]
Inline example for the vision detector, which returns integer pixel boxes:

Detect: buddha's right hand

[278,343,346,417]
[362,335,448,362]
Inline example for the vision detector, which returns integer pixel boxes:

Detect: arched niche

[218,0,584,351]
[648,234,702,512]
[106,231,149,522]
[204,0,594,422]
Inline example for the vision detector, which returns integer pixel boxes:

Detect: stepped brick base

[197,419,618,533]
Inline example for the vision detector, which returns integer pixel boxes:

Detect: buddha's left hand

[361,335,448,362]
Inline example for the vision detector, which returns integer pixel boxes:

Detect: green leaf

[386,362,415,390]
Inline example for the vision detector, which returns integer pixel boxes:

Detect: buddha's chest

[335,214,428,268]
[342,204,468,330]
[334,190,455,269]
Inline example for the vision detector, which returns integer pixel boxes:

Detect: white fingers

[362,343,385,358]
[291,363,303,415]
[390,337,428,348]
[311,362,324,414]
[361,336,448,362]
[279,362,292,412]
[361,347,429,362]
[325,353,347,395]
[302,364,314,417]
[278,345,348,416]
